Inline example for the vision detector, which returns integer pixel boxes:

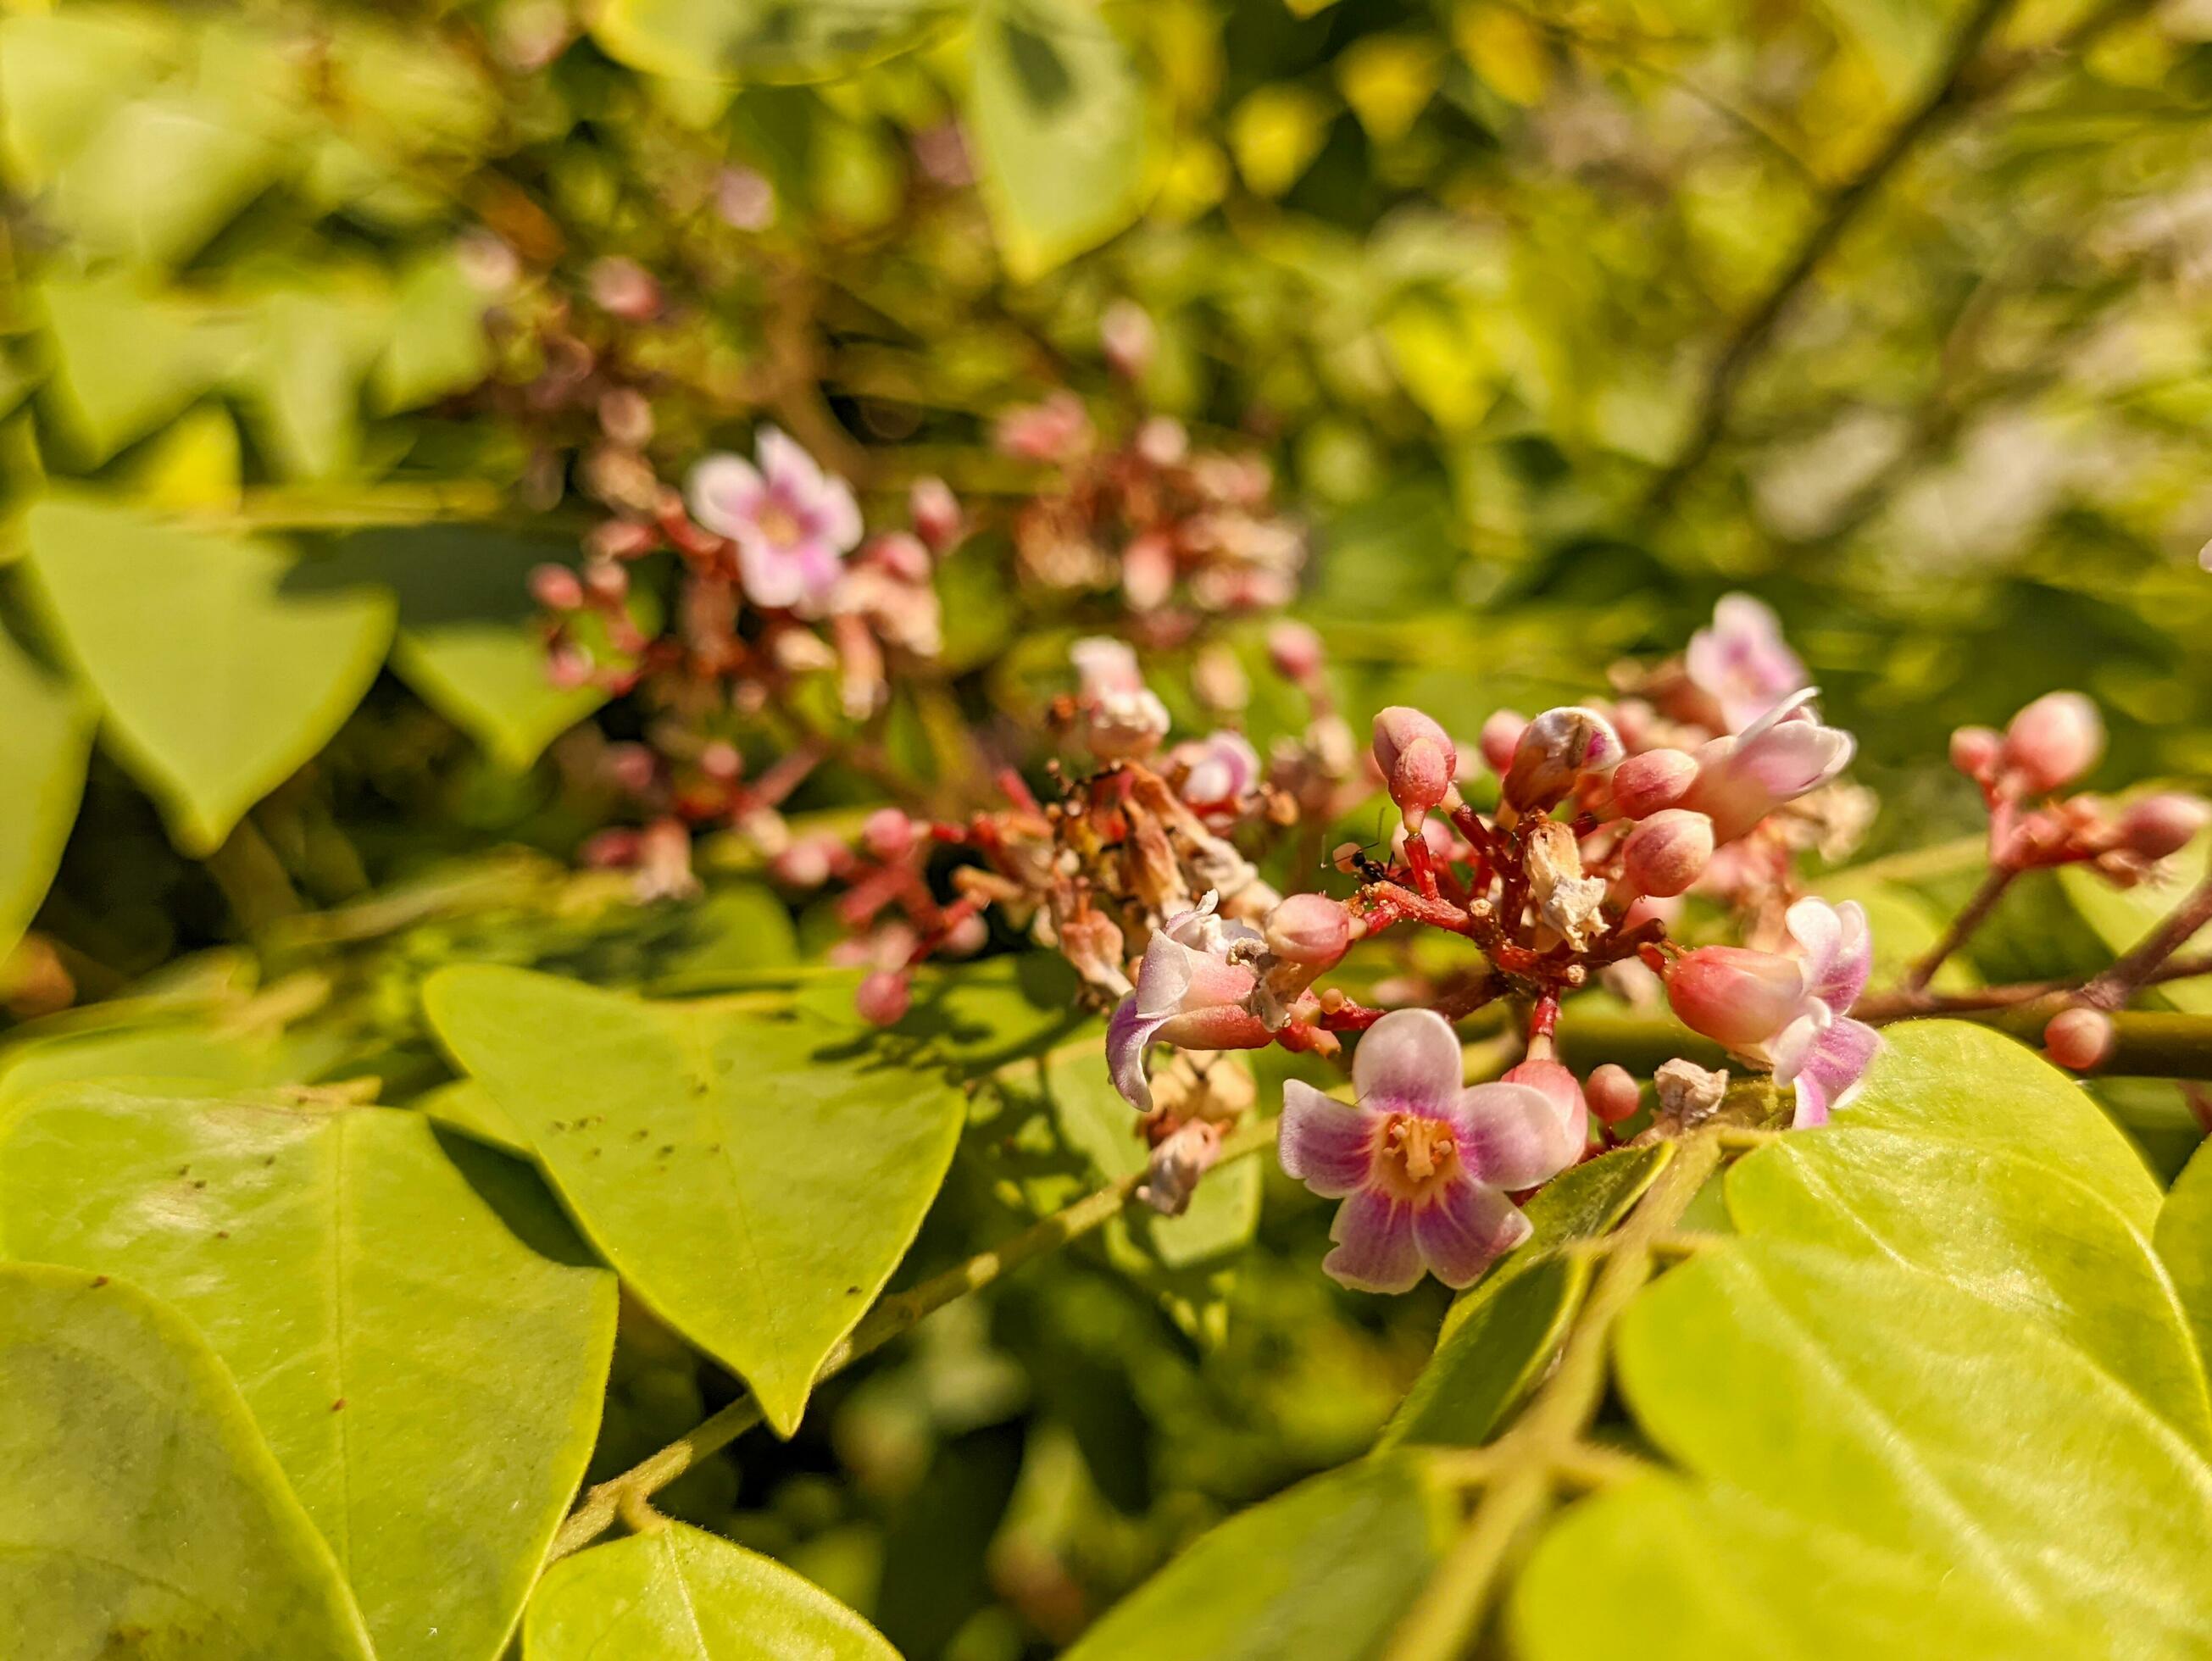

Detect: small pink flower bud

[2043,1007,2114,1073]
[1101,299,1156,380]
[862,808,916,863]
[856,969,912,1027]
[1609,748,1700,819]
[1503,1058,1590,1153]
[1264,894,1351,968]
[1266,620,1326,686]
[909,477,963,553]
[1121,533,1176,611]
[1479,709,1526,775]
[587,255,661,322]
[1373,706,1458,830]
[1949,725,2002,781]
[864,531,932,585]
[604,742,658,794]
[698,742,742,783]
[584,559,628,603]
[771,837,837,889]
[547,643,594,689]
[530,564,584,611]
[942,914,989,957]
[1586,1064,1642,1125]
[1621,809,1715,899]
[598,387,654,448]
[714,164,775,231]
[2001,692,2103,794]
[1665,947,1804,1051]
[1136,415,1188,467]
[1503,707,1623,814]
[2116,793,2209,861]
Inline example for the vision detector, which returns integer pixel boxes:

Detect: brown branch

[1904,864,2014,992]
[2079,875,2212,1013]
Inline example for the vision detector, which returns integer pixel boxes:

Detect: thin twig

[2078,875,2212,1013]
[1904,864,2015,992]
[543,1114,1280,1564]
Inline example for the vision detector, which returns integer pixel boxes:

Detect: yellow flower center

[757,504,802,546]
[1375,1112,1459,1203]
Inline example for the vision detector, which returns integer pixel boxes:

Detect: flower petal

[1791,1015,1881,1129]
[814,475,864,553]
[1278,1082,1376,1197]
[1106,995,1168,1112]
[1321,1189,1422,1293]
[1453,1080,1580,1189]
[1787,897,1870,1012]
[756,425,825,497]
[686,454,764,537]
[735,539,808,610]
[1132,930,1198,1019]
[1414,1180,1533,1287]
[1353,1007,1463,1115]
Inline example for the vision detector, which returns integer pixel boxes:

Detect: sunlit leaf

[0,1261,375,1660]
[0,1086,619,1661]
[2158,1137,2212,1368]
[2059,832,2212,1014]
[425,964,965,1434]
[589,0,956,84]
[525,1522,898,1659]
[0,617,94,959]
[23,496,395,853]
[965,0,1152,280]
[51,95,281,267]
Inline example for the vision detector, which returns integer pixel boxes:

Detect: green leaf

[0,9,171,187]
[965,0,1152,281]
[36,275,247,463]
[0,1018,356,1108]
[312,525,623,771]
[525,1522,898,1659]
[589,0,956,84]
[51,94,281,267]
[1729,1127,2212,1450]
[23,496,395,853]
[1840,1018,2159,1230]
[413,1075,533,1157]
[425,964,965,1435]
[1061,1457,1446,1661]
[0,1261,375,1661]
[1561,1240,2212,1655]
[0,1086,618,1661]
[2158,1138,2212,1368]
[1381,1253,1587,1449]
[371,253,492,413]
[0,616,94,958]
[233,285,393,481]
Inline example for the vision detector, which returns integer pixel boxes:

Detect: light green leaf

[1590,1241,2212,1654]
[1840,1018,2159,1230]
[965,0,1152,281]
[371,253,492,413]
[1729,1127,2212,1449]
[1382,1253,1587,1449]
[589,0,956,84]
[37,275,249,463]
[0,618,94,958]
[2158,1138,2212,1368]
[234,285,393,481]
[2059,832,2212,1014]
[413,1075,532,1157]
[1061,1457,1445,1661]
[0,9,172,187]
[24,496,395,853]
[313,525,619,771]
[0,1019,356,1109]
[425,964,965,1435]
[0,1086,618,1661]
[0,1261,375,1661]
[525,1522,898,1659]
[51,95,281,267]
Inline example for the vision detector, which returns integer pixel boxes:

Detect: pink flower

[1170,730,1262,809]
[1501,706,1621,815]
[1679,689,1855,842]
[1071,637,1170,760]
[1279,1008,1580,1292]
[687,429,863,614]
[1684,593,1807,733]
[1106,895,1270,1111]
[995,392,1092,463]
[1665,897,1877,1129]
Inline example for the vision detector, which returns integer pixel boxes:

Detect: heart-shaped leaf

[1061,1457,1446,1661]
[0,1085,619,1661]
[24,496,395,853]
[424,964,965,1434]
[525,1522,898,1659]
[0,617,94,958]
[2159,1137,2212,1366]
[0,1261,375,1660]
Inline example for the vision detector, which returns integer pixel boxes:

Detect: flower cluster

[1950,692,2207,882]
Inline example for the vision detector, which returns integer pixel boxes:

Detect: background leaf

[0,615,94,958]
[24,496,395,853]
[425,964,965,1435]
[0,1261,375,1661]
[0,1086,619,1661]
[589,0,956,84]
[525,1521,898,1659]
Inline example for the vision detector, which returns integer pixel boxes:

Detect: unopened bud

[865,531,932,584]
[1503,1058,1589,1152]
[530,564,584,611]
[1266,620,1326,686]
[584,558,628,602]
[587,255,661,321]
[2001,692,2103,794]
[2116,793,2209,861]
[1621,809,1715,898]
[1101,299,1156,380]
[2043,1007,2114,1073]
[862,808,916,862]
[856,969,913,1027]
[909,476,963,553]
[1503,707,1622,814]
[698,741,742,783]
[770,837,838,889]
[1949,725,2002,781]
[1609,748,1699,819]
[1372,706,1458,831]
[1479,709,1526,775]
[1665,947,1804,1051]
[1264,894,1352,968]
[1586,1064,1642,1125]
[604,743,658,794]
